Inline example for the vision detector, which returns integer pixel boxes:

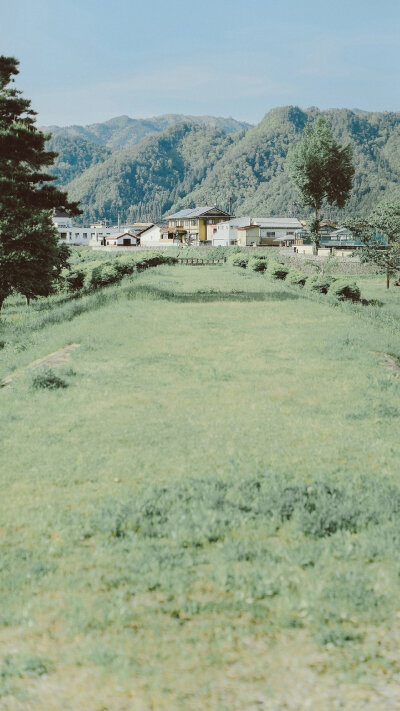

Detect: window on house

[60,232,67,239]
[267,232,276,238]
[83,233,87,238]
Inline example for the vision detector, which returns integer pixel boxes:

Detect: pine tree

[0,55,80,309]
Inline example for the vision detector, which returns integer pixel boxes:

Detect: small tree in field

[345,202,400,288]
[0,55,80,309]
[286,116,354,251]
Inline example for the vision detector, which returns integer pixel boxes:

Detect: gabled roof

[106,232,138,240]
[167,206,231,219]
[252,217,303,228]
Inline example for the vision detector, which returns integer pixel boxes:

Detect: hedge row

[63,252,177,293]
[229,254,361,302]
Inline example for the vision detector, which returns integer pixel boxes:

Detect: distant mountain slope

[66,122,236,223]
[49,107,400,223]
[170,107,400,218]
[46,135,112,185]
[43,113,251,151]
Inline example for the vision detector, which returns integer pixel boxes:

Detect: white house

[252,217,303,245]
[210,217,251,246]
[105,232,140,246]
[52,210,121,247]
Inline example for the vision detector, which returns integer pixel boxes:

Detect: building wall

[237,226,260,246]
[140,226,162,245]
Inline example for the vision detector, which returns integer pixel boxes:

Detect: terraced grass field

[1,265,400,710]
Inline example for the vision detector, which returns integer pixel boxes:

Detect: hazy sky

[1,0,399,126]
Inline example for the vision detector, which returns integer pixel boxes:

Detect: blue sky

[1,0,399,126]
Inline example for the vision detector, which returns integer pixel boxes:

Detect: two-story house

[166,207,232,244]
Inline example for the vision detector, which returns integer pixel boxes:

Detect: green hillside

[46,135,112,185]
[66,122,235,224]
[172,106,400,218]
[49,107,400,223]
[43,113,251,150]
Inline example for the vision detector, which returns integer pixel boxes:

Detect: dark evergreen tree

[0,55,80,309]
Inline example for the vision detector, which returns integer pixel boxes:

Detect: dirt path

[1,343,80,389]
[374,351,400,375]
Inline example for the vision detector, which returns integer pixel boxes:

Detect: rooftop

[252,217,303,228]
[167,206,231,219]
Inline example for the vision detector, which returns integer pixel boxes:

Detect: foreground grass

[1,266,400,710]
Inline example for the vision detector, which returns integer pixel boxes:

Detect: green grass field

[1,265,400,710]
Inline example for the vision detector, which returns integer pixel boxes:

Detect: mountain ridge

[46,106,400,224]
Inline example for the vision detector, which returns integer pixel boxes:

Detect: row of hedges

[228,253,362,302]
[63,252,177,293]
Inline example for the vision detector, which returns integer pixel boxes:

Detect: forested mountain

[66,123,236,223]
[171,107,400,219]
[43,113,251,150]
[48,107,400,224]
[46,135,111,185]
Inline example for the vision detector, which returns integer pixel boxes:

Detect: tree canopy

[286,116,354,246]
[346,201,400,288]
[0,55,80,308]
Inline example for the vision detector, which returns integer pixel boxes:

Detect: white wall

[140,225,162,245]
[211,217,250,246]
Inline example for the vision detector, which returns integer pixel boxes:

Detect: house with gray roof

[166,206,231,244]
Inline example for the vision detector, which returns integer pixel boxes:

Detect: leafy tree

[346,202,400,288]
[286,116,354,250]
[0,55,80,309]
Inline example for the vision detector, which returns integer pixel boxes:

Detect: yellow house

[166,206,231,243]
[236,224,260,246]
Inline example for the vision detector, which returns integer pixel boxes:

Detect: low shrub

[88,264,121,289]
[267,262,289,280]
[228,252,251,268]
[328,279,361,302]
[247,256,268,272]
[286,269,308,287]
[63,267,86,292]
[135,252,177,270]
[306,275,336,294]
[30,368,69,390]
[113,256,137,277]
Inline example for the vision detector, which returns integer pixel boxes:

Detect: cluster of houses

[53,206,380,255]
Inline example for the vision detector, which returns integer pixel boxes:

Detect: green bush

[267,262,289,280]
[30,368,69,390]
[63,267,86,292]
[91,264,121,289]
[247,256,268,272]
[134,251,177,270]
[306,275,336,294]
[228,252,251,268]
[328,279,361,302]
[286,269,308,287]
[113,256,137,277]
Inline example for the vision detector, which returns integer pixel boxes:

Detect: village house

[105,232,140,246]
[52,210,121,246]
[139,223,178,246]
[210,217,251,246]
[166,206,232,244]
[236,224,261,246]
[252,217,303,246]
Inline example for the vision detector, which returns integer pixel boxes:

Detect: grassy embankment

[1,264,400,710]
